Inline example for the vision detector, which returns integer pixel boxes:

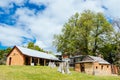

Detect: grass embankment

[0,65,120,80]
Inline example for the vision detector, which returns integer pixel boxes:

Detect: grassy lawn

[0,65,120,80]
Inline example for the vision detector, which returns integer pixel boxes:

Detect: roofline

[7,46,24,57]
[87,55,95,61]
[75,61,110,64]
[88,55,110,64]
[7,46,16,57]
[99,63,110,65]
[75,61,94,63]
[7,46,59,61]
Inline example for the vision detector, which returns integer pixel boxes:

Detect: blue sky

[0,0,120,52]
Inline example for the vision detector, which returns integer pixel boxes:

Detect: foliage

[111,18,120,66]
[27,42,55,55]
[0,47,12,65]
[27,42,45,52]
[53,10,113,56]
[53,10,120,67]
[0,66,120,80]
[0,42,46,65]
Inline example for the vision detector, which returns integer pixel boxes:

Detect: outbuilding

[75,55,112,75]
[6,46,59,66]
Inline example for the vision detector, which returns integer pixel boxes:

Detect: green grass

[0,65,120,80]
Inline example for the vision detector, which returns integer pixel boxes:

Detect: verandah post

[44,59,46,66]
[30,57,32,65]
[37,58,40,65]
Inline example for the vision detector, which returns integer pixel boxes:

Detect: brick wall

[93,63,111,75]
[84,63,93,75]
[6,47,25,65]
[75,63,81,72]
[75,62,112,75]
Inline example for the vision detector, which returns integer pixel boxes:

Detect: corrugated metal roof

[16,46,59,61]
[88,56,110,64]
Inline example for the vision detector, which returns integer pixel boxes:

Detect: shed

[75,55,112,75]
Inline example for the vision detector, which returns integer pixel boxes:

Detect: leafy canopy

[53,10,113,56]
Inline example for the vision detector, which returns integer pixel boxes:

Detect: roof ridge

[16,46,46,54]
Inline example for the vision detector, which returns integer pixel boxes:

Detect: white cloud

[13,0,105,51]
[0,0,120,52]
[0,24,33,46]
[35,40,47,49]
[102,0,120,18]
[15,7,63,49]
[0,0,24,7]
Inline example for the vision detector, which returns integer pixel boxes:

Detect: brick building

[73,55,112,75]
[6,46,59,66]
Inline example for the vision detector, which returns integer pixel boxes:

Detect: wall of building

[75,63,81,72]
[6,48,25,65]
[98,64,111,75]
[111,65,119,74]
[75,62,93,74]
[92,62,111,75]
[75,62,112,75]
[84,62,93,75]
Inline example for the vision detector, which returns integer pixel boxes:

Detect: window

[101,65,103,70]
[107,65,109,68]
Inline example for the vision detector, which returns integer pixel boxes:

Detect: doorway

[25,56,30,65]
[9,57,12,65]
[80,63,85,72]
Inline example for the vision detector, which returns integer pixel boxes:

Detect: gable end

[7,46,23,57]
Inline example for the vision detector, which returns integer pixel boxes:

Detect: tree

[0,47,12,65]
[77,10,95,55]
[53,13,81,55]
[27,42,45,52]
[91,13,113,55]
[53,10,113,56]
[99,43,116,64]
[111,18,120,66]
[27,42,34,49]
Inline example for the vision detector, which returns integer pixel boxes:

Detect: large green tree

[53,10,113,56]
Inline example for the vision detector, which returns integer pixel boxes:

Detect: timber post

[38,58,40,65]
[44,59,46,66]
[30,57,32,65]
